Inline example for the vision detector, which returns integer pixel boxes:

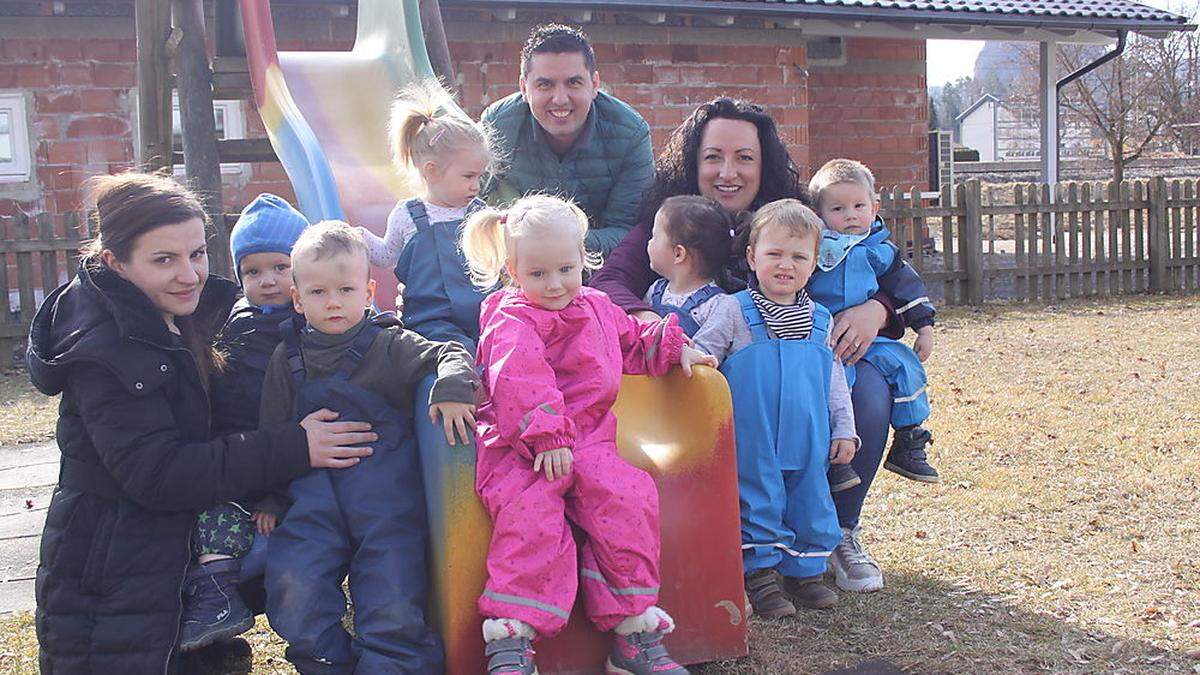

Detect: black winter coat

[27,263,311,674]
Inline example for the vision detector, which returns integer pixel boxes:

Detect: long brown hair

[81,172,224,377]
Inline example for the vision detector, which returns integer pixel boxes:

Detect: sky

[926,0,1195,86]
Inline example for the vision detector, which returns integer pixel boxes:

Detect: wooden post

[1148,176,1168,292]
[173,0,232,277]
[961,179,984,304]
[135,0,174,172]
[419,0,457,91]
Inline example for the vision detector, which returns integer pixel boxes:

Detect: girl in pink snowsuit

[461,194,716,675]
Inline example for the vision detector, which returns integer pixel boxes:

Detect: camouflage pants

[192,502,255,558]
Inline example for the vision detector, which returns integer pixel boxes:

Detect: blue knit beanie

[229,194,309,282]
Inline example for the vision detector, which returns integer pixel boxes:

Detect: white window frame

[171,94,247,176]
[0,92,33,184]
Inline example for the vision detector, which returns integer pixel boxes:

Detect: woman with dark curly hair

[591,96,905,606]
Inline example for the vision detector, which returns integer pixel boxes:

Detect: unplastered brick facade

[0,3,927,223]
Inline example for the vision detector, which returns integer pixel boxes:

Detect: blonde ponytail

[460,207,509,289]
[388,79,495,174]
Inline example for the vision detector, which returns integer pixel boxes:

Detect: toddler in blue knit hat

[180,193,310,653]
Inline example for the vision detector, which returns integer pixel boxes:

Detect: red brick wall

[0,36,138,217]
[0,8,928,221]
[808,37,929,189]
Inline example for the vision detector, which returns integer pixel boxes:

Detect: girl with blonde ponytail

[462,193,715,675]
[358,78,496,349]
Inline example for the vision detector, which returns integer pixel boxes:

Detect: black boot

[828,463,862,492]
[179,558,254,652]
[884,425,939,483]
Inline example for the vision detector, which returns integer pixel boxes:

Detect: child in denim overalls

[359,79,495,352]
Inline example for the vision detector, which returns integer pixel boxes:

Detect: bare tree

[1057,15,1199,181]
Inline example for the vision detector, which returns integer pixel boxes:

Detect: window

[0,92,32,183]
[171,94,246,175]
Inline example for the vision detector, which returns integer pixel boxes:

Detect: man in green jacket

[481,24,654,256]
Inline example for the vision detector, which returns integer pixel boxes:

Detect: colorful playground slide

[238,1,748,671]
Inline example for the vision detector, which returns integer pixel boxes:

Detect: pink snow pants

[477,439,660,638]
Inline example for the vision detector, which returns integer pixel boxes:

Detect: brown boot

[784,575,839,609]
[744,568,796,619]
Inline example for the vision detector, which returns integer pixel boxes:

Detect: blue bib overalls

[646,278,722,337]
[719,292,842,579]
[393,197,488,353]
[265,319,443,674]
[808,235,930,429]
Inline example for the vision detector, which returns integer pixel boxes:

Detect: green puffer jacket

[481,90,654,256]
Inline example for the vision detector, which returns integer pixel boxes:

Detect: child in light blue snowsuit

[807,158,939,484]
[702,200,859,619]
[260,222,478,673]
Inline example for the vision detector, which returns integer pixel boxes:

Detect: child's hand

[829,438,857,465]
[680,345,717,376]
[533,447,573,481]
[913,327,934,362]
[633,310,662,323]
[253,511,278,535]
[429,401,477,446]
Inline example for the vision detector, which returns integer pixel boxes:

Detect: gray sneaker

[828,526,884,593]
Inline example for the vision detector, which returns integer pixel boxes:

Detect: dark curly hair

[638,97,808,224]
[656,195,735,280]
[520,24,595,76]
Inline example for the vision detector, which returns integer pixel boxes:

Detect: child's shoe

[828,463,862,492]
[744,568,796,619]
[485,636,537,674]
[783,575,839,609]
[179,558,254,652]
[884,425,939,482]
[607,629,688,674]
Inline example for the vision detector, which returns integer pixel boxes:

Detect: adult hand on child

[253,511,278,535]
[832,299,887,365]
[429,401,477,446]
[301,408,376,469]
[913,327,934,362]
[533,447,573,481]
[680,345,717,376]
[829,438,857,465]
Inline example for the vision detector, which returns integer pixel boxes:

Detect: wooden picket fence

[0,213,87,361]
[2,178,1199,360]
[879,177,1200,305]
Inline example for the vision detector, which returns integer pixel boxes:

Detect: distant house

[955,94,1102,162]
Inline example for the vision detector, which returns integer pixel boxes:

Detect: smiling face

[747,223,819,305]
[696,117,763,215]
[509,234,584,311]
[422,147,490,208]
[817,181,879,236]
[102,217,209,328]
[239,251,292,307]
[290,250,376,335]
[520,51,599,155]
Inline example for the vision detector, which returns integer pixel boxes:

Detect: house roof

[954,93,1000,123]
[441,0,1196,40]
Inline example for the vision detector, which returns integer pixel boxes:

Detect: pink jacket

[474,286,686,468]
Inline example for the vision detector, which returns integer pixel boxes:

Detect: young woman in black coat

[26,173,376,673]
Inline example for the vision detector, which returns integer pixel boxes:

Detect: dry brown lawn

[0,368,57,446]
[2,294,1199,674]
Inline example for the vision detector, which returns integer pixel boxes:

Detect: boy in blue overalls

[259,221,478,673]
[702,200,859,620]
[807,158,939,484]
